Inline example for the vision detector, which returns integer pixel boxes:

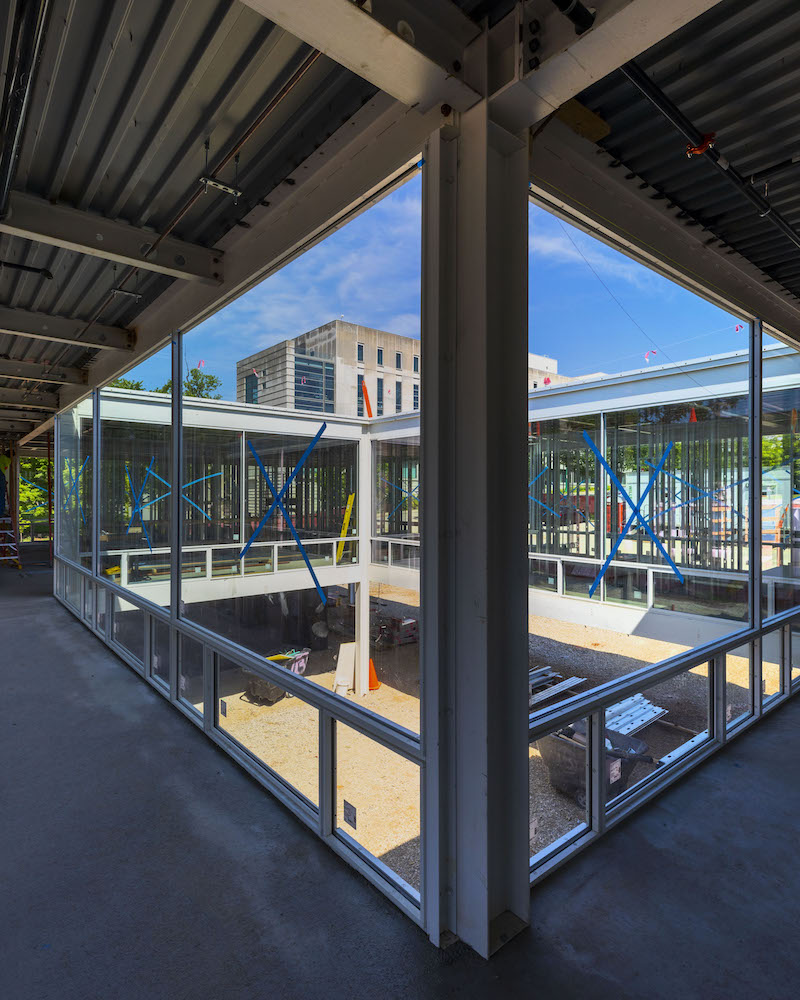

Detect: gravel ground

[207,607,779,876]
[526,614,781,856]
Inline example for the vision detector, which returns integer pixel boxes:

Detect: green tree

[154,368,223,399]
[109,376,145,390]
[18,456,52,537]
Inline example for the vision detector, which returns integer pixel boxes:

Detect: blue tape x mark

[381,476,420,520]
[582,431,684,597]
[125,457,222,552]
[528,467,557,516]
[21,475,54,516]
[645,462,747,523]
[239,423,327,605]
[62,457,90,525]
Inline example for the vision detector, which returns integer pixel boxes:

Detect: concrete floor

[3,561,800,999]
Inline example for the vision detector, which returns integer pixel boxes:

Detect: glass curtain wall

[57,397,93,568]
[371,432,421,732]
[99,346,173,662]
[527,200,757,864]
[177,165,423,886]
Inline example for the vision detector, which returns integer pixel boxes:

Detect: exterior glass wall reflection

[371,430,421,732]
[99,383,172,605]
[58,398,93,568]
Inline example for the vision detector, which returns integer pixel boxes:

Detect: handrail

[529,604,800,739]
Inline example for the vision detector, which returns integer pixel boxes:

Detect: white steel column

[422,59,530,956]
[355,427,372,697]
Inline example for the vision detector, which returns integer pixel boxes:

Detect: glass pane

[83,580,94,623]
[530,717,588,861]
[529,558,557,592]
[604,565,647,606]
[177,164,422,740]
[653,572,748,621]
[57,399,93,568]
[112,598,144,664]
[335,722,420,894]
[563,561,600,600]
[212,547,242,577]
[761,629,782,701]
[96,586,107,634]
[65,566,80,610]
[99,345,172,609]
[528,201,751,720]
[151,618,170,687]
[243,544,273,575]
[727,642,753,727]
[216,655,318,806]
[179,635,204,714]
[605,667,711,807]
[762,337,800,649]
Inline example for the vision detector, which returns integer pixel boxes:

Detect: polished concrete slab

[2,564,799,999]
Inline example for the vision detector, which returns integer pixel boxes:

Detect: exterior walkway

[2,561,798,999]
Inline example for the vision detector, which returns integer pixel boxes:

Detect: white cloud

[529,207,660,291]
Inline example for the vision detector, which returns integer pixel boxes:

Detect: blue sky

[122,171,750,399]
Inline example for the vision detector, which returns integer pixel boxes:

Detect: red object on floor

[369,658,381,691]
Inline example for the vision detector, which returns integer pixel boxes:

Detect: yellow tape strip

[336,493,356,562]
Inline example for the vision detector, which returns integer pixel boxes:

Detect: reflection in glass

[217,655,318,806]
[605,668,710,806]
[151,618,170,686]
[99,385,171,608]
[58,399,93,568]
[112,598,144,664]
[336,722,420,893]
[530,717,588,860]
[179,635,204,714]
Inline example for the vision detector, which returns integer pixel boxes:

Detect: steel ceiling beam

[240,0,481,112]
[0,419,36,434]
[0,305,134,350]
[0,386,58,409]
[65,94,443,404]
[488,0,725,132]
[0,357,87,384]
[0,407,49,422]
[0,191,224,284]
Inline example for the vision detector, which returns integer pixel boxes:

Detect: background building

[237,320,422,417]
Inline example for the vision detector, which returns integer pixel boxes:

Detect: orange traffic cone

[368,658,381,691]
[689,407,697,423]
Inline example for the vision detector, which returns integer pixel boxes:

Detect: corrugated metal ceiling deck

[579,0,800,307]
[0,0,376,436]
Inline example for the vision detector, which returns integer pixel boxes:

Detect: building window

[413,384,419,410]
[395,380,402,413]
[245,373,258,404]
[376,377,384,416]
[413,354,419,373]
[377,347,384,366]
[295,355,334,414]
[357,342,364,363]
[357,374,364,417]
[395,351,402,370]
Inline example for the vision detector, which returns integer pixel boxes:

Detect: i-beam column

[422,88,530,955]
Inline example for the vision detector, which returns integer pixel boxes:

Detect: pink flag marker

[197,359,205,368]
[645,350,657,363]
